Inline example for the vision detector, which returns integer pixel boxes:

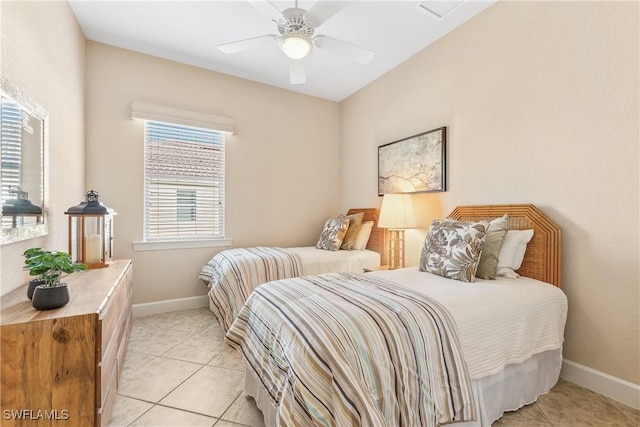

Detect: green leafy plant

[23,248,87,287]
[23,247,46,270]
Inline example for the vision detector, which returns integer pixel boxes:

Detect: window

[176,189,197,222]
[144,120,225,241]
[1,96,22,220]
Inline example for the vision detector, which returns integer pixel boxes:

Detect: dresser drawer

[97,310,133,427]
[98,264,133,403]
[98,327,118,407]
[117,311,133,382]
[97,364,118,427]
[100,266,132,358]
[99,295,132,403]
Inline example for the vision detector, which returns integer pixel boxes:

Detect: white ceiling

[69,0,495,102]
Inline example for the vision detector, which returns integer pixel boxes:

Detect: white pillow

[352,221,373,250]
[497,229,534,278]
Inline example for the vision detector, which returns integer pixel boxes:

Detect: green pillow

[340,212,364,250]
[475,215,509,279]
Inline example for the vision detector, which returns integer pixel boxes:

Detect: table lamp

[378,194,416,269]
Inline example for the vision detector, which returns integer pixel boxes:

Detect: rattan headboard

[448,204,562,287]
[346,208,384,261]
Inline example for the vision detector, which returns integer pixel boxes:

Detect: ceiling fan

[218,1,375,85]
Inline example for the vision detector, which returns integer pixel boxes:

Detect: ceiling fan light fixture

[281,34,313,59]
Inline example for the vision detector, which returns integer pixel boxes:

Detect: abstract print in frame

[378,126,446,195]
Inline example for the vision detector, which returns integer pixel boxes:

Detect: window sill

[132,238,233,252]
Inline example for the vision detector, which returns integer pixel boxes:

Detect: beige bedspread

[226,272,476,427]
[200,247,302,331]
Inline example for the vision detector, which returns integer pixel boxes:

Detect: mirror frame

[0,77,48,245]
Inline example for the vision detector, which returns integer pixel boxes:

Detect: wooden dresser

[0,259,133,426]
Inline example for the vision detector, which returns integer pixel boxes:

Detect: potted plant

[23,249,87,310]
[23,247,46,300]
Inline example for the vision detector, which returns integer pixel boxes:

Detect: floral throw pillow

[419,219,489,282]
[316,217,349,251]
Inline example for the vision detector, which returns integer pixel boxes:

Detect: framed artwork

[378,126,446,195]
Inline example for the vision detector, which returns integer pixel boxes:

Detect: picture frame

[378,126,446,195]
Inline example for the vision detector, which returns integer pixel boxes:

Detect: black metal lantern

[65,190,116,269]
[1,187,42,228]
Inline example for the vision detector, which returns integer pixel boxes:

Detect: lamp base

[387,229,406,270]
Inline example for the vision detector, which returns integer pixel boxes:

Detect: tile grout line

[152,401,221,424]
[118,356,243,421]
[119,353,158,381]
[113,311,223,425]
[117,310,244,426]
[216,393,245,425]
[155,359,209,403]
[604,396,640,427]
[115,358,210,418]
[157,327,202,357]
[124,400,155,427]
[533,402,555,427]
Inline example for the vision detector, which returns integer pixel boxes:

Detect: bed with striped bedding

[199,209,384,332]
[226,272,477,427]
[226,205,567,426]
[199,247,303,331]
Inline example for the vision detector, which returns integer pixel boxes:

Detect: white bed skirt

[242,348,563,427]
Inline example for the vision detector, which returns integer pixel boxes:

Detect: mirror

[0,78,48,244]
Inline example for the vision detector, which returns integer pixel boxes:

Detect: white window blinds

[144,121,225,240]
[1,97,22,228]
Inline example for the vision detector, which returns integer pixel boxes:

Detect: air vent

[416,1,463,18]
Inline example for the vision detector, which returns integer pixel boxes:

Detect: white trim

[132,295,209,317]
[133,238,232,251]
[131,101,235,134]
[561,359,640,409]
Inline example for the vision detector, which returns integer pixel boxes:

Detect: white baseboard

[561,359,640,409]
[132,295,209,318]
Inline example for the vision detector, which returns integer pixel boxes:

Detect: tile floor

[109,307,640,427]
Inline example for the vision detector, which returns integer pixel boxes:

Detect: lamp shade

[281,34,313,59]
[378,194,416,229]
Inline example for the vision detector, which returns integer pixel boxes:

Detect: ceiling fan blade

[306,1,350,27]
[218,35,277,54]
[246,0,282,22]
[289,61,306,85]
[314,35,375,65]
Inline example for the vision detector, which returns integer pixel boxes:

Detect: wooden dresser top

[0,259,131,326]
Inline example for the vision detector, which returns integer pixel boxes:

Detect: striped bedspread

[199,247,302,331]
[226,272,476,427]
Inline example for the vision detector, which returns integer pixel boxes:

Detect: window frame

[131,103,234,251]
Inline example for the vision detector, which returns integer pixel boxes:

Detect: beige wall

[3,0,637,391]
[0,1,86,295]
[340,1,639,384]
[85,42,340,304]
